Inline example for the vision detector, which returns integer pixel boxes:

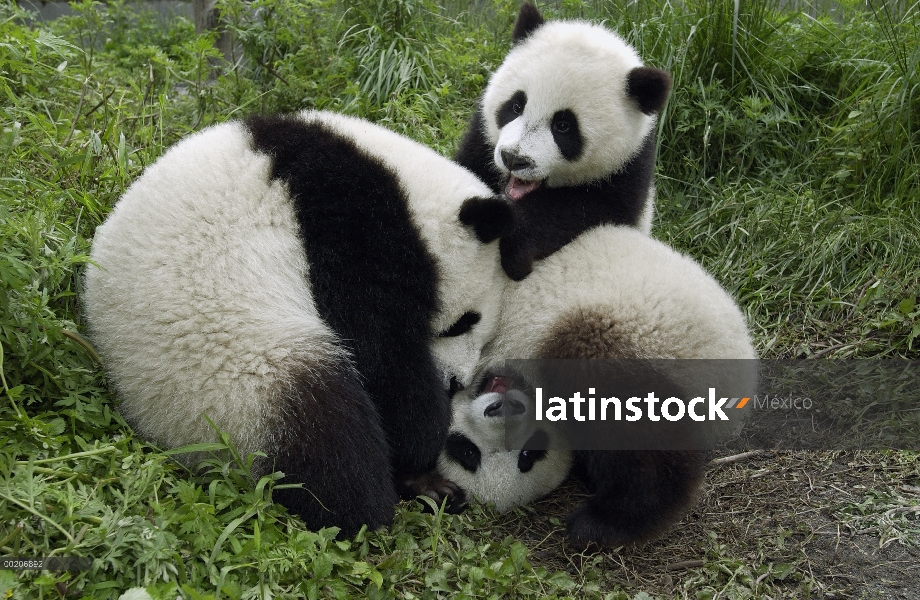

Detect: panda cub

[455,3,671,280]
[441,226,757,546]
[438,371,572,512]
[84,110,514,537]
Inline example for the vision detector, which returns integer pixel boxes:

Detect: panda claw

[442,487,468,514]
[397,470,468,514]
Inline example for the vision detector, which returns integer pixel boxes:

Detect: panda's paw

[398,471,468,514]
[499,242,534,281]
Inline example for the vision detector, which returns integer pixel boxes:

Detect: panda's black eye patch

[496,90,527,128]
[551,109,583,161]
[438,311,481,338]
[445,433,481,473]
[517,430,549,473]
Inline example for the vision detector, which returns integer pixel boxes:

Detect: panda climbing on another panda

[455,2,672,280]
[439,226,758,547]
[84,110,515,538]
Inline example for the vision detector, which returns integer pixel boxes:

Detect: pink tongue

[506,177,540,201]
[486,376,509,394]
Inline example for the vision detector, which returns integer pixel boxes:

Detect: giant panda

[454,3,672,280]
[438,225,757,546]
[83,110,515,537]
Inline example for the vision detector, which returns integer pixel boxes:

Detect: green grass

[1,0,918,597]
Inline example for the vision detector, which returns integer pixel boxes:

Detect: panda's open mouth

[484,375,509,394]
[505,176,542,201]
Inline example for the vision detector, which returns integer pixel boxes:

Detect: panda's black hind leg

[268,363,397,538]
[566,449,706,547]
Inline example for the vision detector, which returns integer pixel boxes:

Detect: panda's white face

[437,373,572,511]
[428,242,506,391]
[431,302,500,393]
[481,20,660,200]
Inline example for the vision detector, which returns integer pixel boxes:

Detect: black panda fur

[247,114,446,479]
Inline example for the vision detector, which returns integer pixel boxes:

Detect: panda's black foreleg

[267,362,397,539]
[566,449,706,547]
[358,343,453,480]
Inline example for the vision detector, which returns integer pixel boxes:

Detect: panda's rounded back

[486,225,757,363]
[84,121,340,459]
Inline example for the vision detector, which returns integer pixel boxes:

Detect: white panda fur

[84,110,514,537]
[454,3,671,280]
[439,225,757,545]
[490,226,755,362]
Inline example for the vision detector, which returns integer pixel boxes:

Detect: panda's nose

[500,150,535,171]
[484,397,526,418]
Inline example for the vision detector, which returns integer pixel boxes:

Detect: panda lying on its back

[84,110,514,537]
[438,371,572,512]
[455,3,671,280]
[440,226,757,546]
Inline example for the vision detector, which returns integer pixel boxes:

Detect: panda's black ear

[626,67,672,115]
[512,2,545,44]
[459,196,516,243]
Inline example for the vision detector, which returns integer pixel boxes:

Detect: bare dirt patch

[486,450,920,598]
